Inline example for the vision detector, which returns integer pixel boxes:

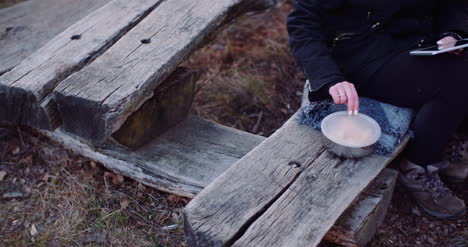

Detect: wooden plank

[112,67,199,149]
[183,114,409,247]
[0,0,112,74]
[231,138,408,247]
[0,0,163,129]
[183,115,326,246]
[324,168,399,247]
[53,0,279,142]
[40,115,265,197]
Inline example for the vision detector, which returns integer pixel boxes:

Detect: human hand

[329,81,359,115]
[437,36,463,55]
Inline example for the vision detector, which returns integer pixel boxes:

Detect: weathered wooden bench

[0,0,278,196]
[1,0,410,246]
[0,0,111,75]
[184,115,409,246]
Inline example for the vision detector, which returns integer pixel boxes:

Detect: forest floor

[0,1,467,247]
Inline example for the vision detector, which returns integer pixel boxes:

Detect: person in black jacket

[287,0,467,219]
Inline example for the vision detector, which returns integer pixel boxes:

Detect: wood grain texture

[324,168,399,247]
[0,0,111,74]
[184,115,326,247]
[53,0,279,142]
[41,115,265,197]
[0,0,163,129]
[232,137,408,247]
[184,114,409,247]
[112,67,198,149]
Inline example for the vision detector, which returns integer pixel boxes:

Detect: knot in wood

[287,161,301,168]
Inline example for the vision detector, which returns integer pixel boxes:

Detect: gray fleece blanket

[298,84,414,156]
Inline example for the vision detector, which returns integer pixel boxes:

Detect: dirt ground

[0,1,467,247]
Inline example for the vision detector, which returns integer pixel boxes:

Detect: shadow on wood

[112,67,198,150]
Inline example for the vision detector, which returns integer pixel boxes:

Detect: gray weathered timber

[40,115,265,197]
[53,0,279,142]
[0,0,163,129]
[231,137,408,247]
[0,0,111,74]
[183,113,410,247]
[324,168,399,247]
[183,115,327,247]
[112,67,198,149]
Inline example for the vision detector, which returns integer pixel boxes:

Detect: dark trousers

[360,51,468,166]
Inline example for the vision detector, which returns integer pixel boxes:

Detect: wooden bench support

[324,168,399,247]
[184,115,409,247]
[0,0,163,129]
[112,67,198,149]
[40,115,265,197]
[53,0,279,142]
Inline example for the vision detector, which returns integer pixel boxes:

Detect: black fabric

[287,0,468,94]
[360,51,468,166]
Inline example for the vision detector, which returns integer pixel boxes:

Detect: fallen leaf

[30,224,38,236]
[104,171,114,178]
[167,194,180,203]
[120,199,130,209]
[0,170,7,182]
[89,161,97,168]
[112,174,124,185]
[181,197,191,204]
[19,155,32,165]
[137,183,146,191]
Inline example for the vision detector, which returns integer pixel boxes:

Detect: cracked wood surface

[324,168,398,247]
[0,0,163,129]
[41,115,265,197]
[0,0,111,74]
[183,115,326,247]
[184,114,409,247]
[53,0,279,142]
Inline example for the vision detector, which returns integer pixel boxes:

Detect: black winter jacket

[287,0,468,97]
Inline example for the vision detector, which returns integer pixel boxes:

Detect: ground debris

[29,224,38,236]
[82,232,107,244]
[0,170,7,181]
[2,191,28,199]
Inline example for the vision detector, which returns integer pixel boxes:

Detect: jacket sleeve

[287,0,345,92]
[437,0,468,37]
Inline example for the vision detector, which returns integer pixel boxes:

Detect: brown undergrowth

[0,125,187,247]
[186,3,304,136]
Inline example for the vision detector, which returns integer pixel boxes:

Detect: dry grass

[186,3,304,136]
[0,125,187,247]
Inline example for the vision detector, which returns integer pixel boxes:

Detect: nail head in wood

[141,38,151,44]
[70,34,81,40]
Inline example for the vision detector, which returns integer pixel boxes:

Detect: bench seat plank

[0,0,111,74]
[0,0,163,129]
[324,168,399,247]
[184,114,409,247]
[41,115,265,197]
[183,115,326,246]
[53,0,278,142]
